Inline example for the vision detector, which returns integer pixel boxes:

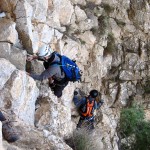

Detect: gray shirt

[30,54,65,81]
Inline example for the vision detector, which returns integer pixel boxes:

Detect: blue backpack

[51,52,82,82]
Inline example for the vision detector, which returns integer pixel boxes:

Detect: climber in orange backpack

[73,89,104,130]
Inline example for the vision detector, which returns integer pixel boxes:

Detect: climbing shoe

[0,111,6,121]
[2,121,19,143]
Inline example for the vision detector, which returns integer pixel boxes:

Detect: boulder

[34,24,54,45]
[14,0,35,53]
[27,0,48,22]
[0,42,26,70]
[78,31,96,48]
[0,0,17,13]
[35,94,73,137]
[47,0,74,26]
[0,19,18,45]
[0,58,16,90]
[119,81,136,106]
[0,60,39,126]
[56,0,74,25]
[74,6,87,22]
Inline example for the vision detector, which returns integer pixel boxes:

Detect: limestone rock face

[0,59,39,126]
[57,0,74,25]
[34,24,54,46]
[0,43,27,70]
[47,0,74,29]
[75,6,87,22]
[0,0,18,12]
[35,82,74,137]
[0,58,16,90]
[0,19,18,45]
[87,0,102,5]
[128,0,150,33]
[14,0,34,53]
[70,0,86,5]
[27,0,48,22]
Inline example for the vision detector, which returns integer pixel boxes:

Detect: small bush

[104,33,116,55]
[86,2,96,10]
[120,105,144,136]
[133,121,150,150]
[98,15,109,35]
[101,3,114,15]
[114,18,126,27]
[90,27,98,35]
[144,80,150,94]
[66,129,99,150]
[119,104,150,150]
[79,39,86,45]
[73,130,90,150]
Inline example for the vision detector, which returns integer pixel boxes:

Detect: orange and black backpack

[80,98,95,117]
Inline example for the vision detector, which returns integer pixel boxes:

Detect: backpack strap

[50,61,61,66]
[48,52,65,77]
[80,97,95,117]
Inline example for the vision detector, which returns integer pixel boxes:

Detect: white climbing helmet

[38,45,53,57]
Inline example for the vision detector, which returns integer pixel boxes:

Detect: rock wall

[0,0,149,149]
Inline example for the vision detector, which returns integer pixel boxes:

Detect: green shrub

[133,121,150,150]
[101,3,114,15]
[120,105,144,136]
[79,39,86,45]
[114,18,126,27]
[66,129,99,150]
[144,80,150,94]
[104,33,116,55]
[98,15,109,35]
[119,104,150,150]
[72,130,90,150]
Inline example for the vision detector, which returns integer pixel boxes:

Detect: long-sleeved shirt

[73,95,104,110]
[30,54,65,81]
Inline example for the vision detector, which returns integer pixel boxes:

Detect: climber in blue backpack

[27,44,82,98]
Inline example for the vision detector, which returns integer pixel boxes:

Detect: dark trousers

[44,61,68,98]
[77,116,95,130]
[50,80,68,98]
[0,111,6,121]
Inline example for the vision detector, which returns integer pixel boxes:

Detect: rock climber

[73,89,104,130]
[27,45,81,98]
